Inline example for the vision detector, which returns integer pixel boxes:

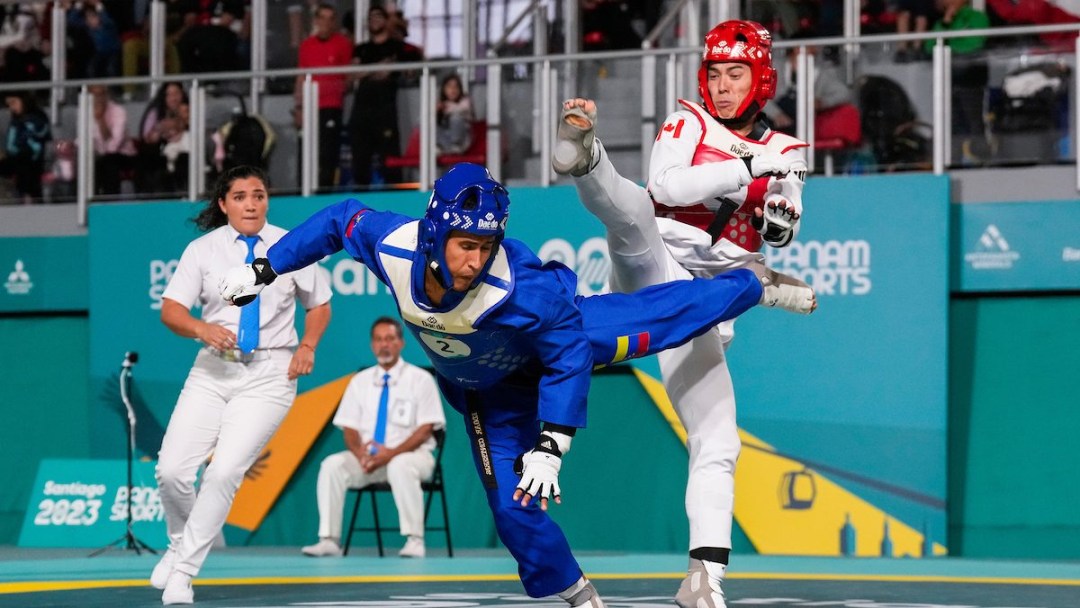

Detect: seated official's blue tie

[237,235,260,353]
[371,373,391,454]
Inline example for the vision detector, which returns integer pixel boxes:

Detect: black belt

[705,197,742,244]
[465,392,498,489]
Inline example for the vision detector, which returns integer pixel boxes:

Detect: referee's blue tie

[372,373,391,452]
[237,235,260,354]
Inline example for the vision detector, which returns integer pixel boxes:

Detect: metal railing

[0,22,1078,225]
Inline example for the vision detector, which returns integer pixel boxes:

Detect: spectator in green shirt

[924,0,992,164]
[922,0,990,55]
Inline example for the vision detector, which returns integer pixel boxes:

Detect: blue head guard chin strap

[419,163,511,291]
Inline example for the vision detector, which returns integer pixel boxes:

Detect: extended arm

[648,111,805,206]
[220,199,410,305]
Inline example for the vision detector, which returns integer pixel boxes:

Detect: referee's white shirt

[162,223,332,348]
[333,359,445,453]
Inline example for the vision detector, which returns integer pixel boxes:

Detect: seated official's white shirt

[333,359,445,453]
[162,224,332,349]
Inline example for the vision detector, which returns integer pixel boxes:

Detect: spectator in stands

[388,8,422,85]
[161,101,190,190]
[436,74,474,155]
[582,0,642,50]
[121,1,187,100]
[764,29,855,134]
[0,5,48,84]
[66,0,122,78]
[44,1,92,80]
[177,2,244,74]
[89,84,135,196]
[135,81,187,194]
[294,2,352,190]
[986,0,1080,49]
[895,0,937,61]
[0,4,40,78]
[0,92,51,204]
[923,0,991,163]
[349,5,405,187]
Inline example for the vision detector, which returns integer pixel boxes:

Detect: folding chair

[342,427,453,556]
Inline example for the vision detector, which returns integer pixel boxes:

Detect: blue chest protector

[376,220,534,389]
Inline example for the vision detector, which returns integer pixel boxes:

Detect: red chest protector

[652,100,807,252]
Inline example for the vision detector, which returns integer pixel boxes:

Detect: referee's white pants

[156,349,296,577]
[316,449,435,541]
[573,142,743,552]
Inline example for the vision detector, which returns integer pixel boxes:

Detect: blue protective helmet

[419,163,511,290]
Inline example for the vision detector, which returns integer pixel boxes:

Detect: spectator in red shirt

[987,0,1080,49]
[294,2,352,190]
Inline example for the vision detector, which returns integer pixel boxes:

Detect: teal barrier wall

[0,317,91,542]
[953,201,1080,292]
[0,237,88,312]
[949,295,1080,558]
[84,176,950,555]
[1,177,1075,555]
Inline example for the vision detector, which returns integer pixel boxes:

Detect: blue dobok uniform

[266,199,762,596]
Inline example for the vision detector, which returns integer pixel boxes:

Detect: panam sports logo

[965,224,1019,270]
[765,240,872,296]
[149,259,179,309]
[537,237,611,296]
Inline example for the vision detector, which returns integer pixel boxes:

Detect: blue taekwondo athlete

[218,163,814,608]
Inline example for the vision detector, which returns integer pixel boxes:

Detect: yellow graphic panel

[631,368,947,557]
[227,375,353,531]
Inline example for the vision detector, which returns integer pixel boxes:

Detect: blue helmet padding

[419,163,511,291]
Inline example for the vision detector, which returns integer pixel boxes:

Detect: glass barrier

[0,22,1077,223]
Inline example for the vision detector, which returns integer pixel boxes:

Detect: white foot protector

[748,262,817,314]
[675,559,727,608]
[552,104,599,177]
[558,575,607,608]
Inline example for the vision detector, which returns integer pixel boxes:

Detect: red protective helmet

[698,20,778,122]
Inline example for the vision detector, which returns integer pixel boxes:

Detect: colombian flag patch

[612,331,650,364]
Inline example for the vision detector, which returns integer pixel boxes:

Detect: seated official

[302,316,445,558]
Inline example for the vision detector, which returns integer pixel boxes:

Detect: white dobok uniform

[315,358,444,541]
[572,99,808,551]
[158,223,332,577]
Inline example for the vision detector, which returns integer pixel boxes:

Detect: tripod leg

[88,534,128,558]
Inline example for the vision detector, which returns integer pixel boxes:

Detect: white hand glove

[219,265,262,306]
[514,449,562,507]
[752,196,800,247]
[219,258,277,306]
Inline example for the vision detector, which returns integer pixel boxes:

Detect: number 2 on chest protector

[420,331,472,358]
